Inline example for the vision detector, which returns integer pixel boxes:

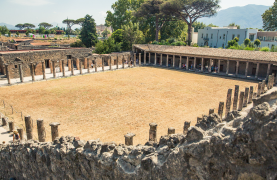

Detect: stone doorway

[45,60,50,68]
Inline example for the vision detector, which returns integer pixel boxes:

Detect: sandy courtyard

[0,67,257,144]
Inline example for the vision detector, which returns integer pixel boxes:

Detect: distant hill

[0,23,16,29]
[198,4,270,29]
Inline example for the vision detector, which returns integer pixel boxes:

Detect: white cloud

[10,0,53,6]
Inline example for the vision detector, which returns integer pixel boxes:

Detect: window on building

[263,36,266,41]
[275,36,277,41]
[14,65,18,68]
[211,34,213,39]
[237,34,240,40]
[223,34,226,39]
[222,44,224,48]
[232,34,235,39]
[201,33,203,38]
[220,36,222,39]
[206,34,208,38]
[249,34,254,41]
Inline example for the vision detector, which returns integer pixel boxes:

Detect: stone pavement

[0,125,13,144]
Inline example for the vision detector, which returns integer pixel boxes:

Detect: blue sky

[0,0,275,26]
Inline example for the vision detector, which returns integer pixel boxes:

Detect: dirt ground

[0,67,257,144]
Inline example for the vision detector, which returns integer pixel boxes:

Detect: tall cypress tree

[80,15,98,48]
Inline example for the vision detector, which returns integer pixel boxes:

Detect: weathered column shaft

[2,117,6,126]
[79,61,83,74]
[24,116,33,140]
[201,58,204,72]
[225,89,233,116]
[235,61,239,76]
[226,60,230,75]
[95,60,98,72]
[8,121,14,132]
[149,123,157,142]
[186,57,189,70]
[245,62,249,77]
[71,60,74,75]
[172,55,175,68]
[87,59,90,73]
[52,61,56,78]
[257,82,262,97]
[266,64,271,80]
[19,64,24,82]
[238,92,244,111]
[218,60,221,73]
[233,85,239,111]
[62,60,65,77]
[243,87,249,107]
[179,56,182,68]
[5,65,10,85]
[128,55,131,67]
[261,80,266,94]
[139,53,141,66]
[102,57,105,71]
[168,127,175,135]
[76,58,80,70]
[116,56,119,69]
[183,121,191,134]
[209,59,212,73]
[84,58,88,69]
[31,63,35,81]
[37,119,46,142]
[166,55,169,67]
[248,86,254,104]
[125,133,135,146]
[255,63,260,79]
[110,56,112,70]
[154,53,157,65]
[68,59,71,71]
[17,128,23,140]
[194,57,196,70]
[50,122,60,142]
[41,62,46,80]
[148,53,151,64]
[160,54,163,66]
[122,56,125,69]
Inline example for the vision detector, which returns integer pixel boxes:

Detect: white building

[198,26,258,48]
[257,31,277,48]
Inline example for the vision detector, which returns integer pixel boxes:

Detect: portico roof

[133,44,277,64]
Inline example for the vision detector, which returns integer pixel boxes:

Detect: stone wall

[1,91,277,179]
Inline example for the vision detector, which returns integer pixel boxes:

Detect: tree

[102,28,111,38]
[50,29,57,34]
[8,31,11,37]
[94,37,122,54]
[15,24,24,30]
[45,30,50,35]
[62,19,76,34]
[233,37,239,42]
[79,15,98,47]
[135,0,172,42]
[192,21,206,32]
[262,0,277,31]
[244,38,250,46]
[38,22,53,29]
[254,39,261,47]
[162,0,220,45]
[38,26,45,34]
[75,18,85,26]
[0,26,9,35]
[16,31,19,36]
[229,22,240,29]
[122,22,145,51]
[23,23,35,29]
[111,29,124,43]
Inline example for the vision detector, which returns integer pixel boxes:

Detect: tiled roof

[134,44,277,63]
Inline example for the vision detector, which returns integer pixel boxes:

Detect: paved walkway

[0,126,13,144]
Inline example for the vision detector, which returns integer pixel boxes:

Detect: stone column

[19,64,24,82]
[154,53,157,65]
[71,60,74,75]
[149,123,157,142]
[17,128,23,140]
[243,87,249,107]
[25,115,33,140]
[37,119,46,142]
[31,63,35,81]
[2,117,6,126]
[268,75,272,90]
[122,56,125,69]
[68,59,71,71]
[235,61,239,76]
[109,56,112,70]
[233,85,239,111]
[166,54,169,67]
[124,133,135,146]
[226,60,230,75]
[168,127,175,135]
[257,82,262,97]
[209,59,212,73]
[144,52,146,65]
[102,57,105,71]
[79,61,83,74]
[218,60,221,73]
[172,55,175,68]
[95,60,98,72]
[238,91,244,111]
[41,62,46,80]
[209,109,214,115]
[160,54,163,66]
[116,56,119,69]
[62,60,65,77]
[261,80,266,94]
[128,55,131,67]
[194,57,196,70]
[201,58,204,72]
[5,65,10,85]
[255,63,260,79]
[52,61,56,78]
[84,58,88,69]
[49,122,60,142]
[139,53,141,66]
[266,64,271,80]
[87,59,90,73]
[183,121,191,134]
[76,58,80,70]
[179,56,182,68]
[148,53,151,64]
[248,86,254,104]
[186,57,189,70]
[245,62,249,78]
[225,89,232,116]
[8,121,14,132]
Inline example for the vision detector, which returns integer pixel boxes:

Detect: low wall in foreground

[0,89,277,179]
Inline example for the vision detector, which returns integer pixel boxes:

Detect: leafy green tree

[45,30,50,34]
[111,29,124,43]
[70,40,86,47]
[162,0,220,45]
[8,31,11,37]
[262,0,277,31]
[75,18,85,26]
[0,26,9,35]
[192,21,206,32]
[160,20,188,41]
[94,37,122,54]
[102,28,111,37]
[16,31,19,36]
[38,22,53,29]
[38,26,45,34]
[15,24,24,30]
[229,22,240,29]
[79,14,98,47]
[234,37,239,42]
[50,29,57,34]
[62,19,76,34]
[23,23,35,29]
[122,22,145,51]
[254,39,261,47]
[227,40,238,48]
[105,0,145,31]
[244,38,251,46]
